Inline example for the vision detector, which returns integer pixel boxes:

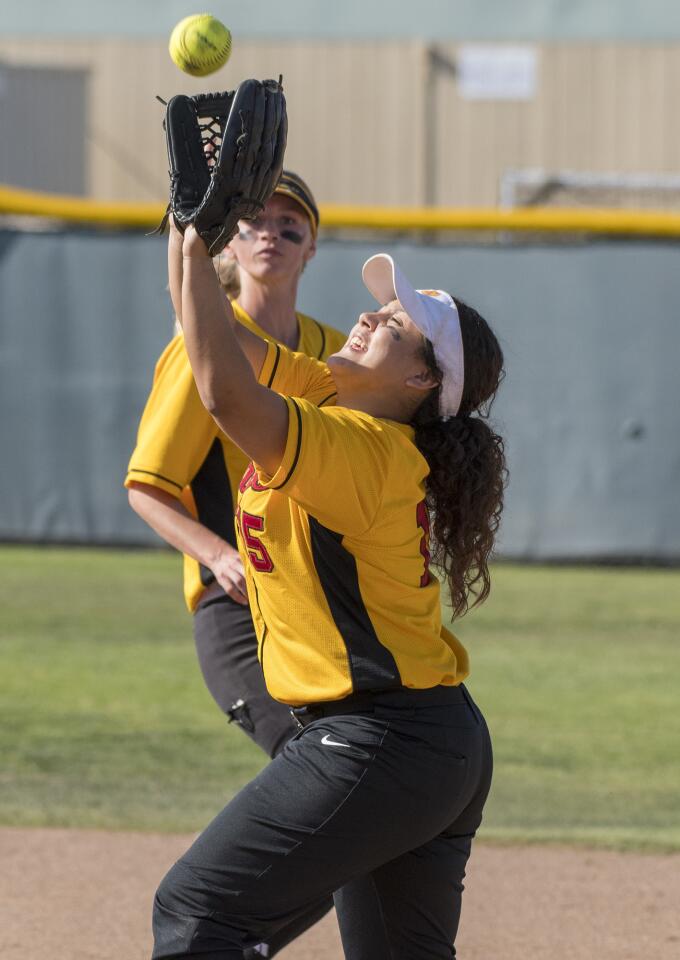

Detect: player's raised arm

[181,226,288,475]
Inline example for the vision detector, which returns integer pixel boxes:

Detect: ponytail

[412,299,507,618]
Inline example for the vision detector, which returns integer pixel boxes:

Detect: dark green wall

[1,229,677,559]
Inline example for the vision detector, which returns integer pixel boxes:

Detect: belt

[290,685,468,730]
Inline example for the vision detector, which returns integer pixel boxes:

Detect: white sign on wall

[457,45,538,100]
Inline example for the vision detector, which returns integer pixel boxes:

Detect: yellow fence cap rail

[3,183,680,238]
[320,204,680,237]
[0,184,164,229]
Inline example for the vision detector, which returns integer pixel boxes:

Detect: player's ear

[303,234,317,265]
[405,368,439,392]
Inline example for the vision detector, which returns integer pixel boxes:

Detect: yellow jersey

[125,303,347,611]
[236,341,470,706]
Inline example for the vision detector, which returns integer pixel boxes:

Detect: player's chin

[250,260,288,280]
[328,348,364,368]
[256,255,297,276]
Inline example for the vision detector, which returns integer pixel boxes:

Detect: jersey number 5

[416,500,431,587]
[236,507,274,573]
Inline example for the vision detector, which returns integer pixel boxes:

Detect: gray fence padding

[1,229,678,559]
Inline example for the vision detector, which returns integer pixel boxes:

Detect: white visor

[361,253,464,417]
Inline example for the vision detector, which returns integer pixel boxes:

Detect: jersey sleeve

[256,398,392,536]
[258,340,338,407]
[125,335,218,497]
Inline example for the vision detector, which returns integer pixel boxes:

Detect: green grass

[454,563,680,851]
[0,547,264,832]
[1,546,679,850]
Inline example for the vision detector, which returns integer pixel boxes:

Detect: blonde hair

[213,252,241,299]
[171,255,242,335]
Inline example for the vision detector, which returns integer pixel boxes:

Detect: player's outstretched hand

[183,224,210,258]
[212,543,249,605]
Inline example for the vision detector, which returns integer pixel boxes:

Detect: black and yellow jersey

[125,303,347,611]
[236,341,470,706]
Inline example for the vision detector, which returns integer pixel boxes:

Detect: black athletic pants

[193,593,403,957]
[152,684,493,959]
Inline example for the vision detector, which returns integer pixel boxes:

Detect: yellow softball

[169,14,232,77]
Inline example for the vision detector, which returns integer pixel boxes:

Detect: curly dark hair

[411,298,507,619]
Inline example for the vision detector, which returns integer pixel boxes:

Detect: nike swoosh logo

[321,734,351,748]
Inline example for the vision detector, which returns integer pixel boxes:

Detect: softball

[168,14,232,77]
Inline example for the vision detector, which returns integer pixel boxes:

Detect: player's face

[329,300,438,397]
[226,194,316,282]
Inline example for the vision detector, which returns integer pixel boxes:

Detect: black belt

[290,685,468,730]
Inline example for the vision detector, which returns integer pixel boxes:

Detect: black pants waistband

[290,685,469,729]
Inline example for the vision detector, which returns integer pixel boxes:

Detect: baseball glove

[156,77,287,255]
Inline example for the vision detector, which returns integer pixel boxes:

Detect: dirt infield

[2,827,679,959]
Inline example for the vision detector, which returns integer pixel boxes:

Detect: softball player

[151,220,504,959]
[127,173,349,959]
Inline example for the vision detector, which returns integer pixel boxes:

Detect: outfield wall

[1,228,678,560]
